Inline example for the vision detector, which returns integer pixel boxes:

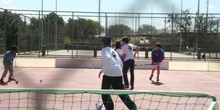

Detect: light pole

[55,0,58,50]
[196,0,200,56]
[151,5,153,35]
[98,0,101,37]
[41,0,44,55]
[170,4,175,61]
[204,0,209,53]
[105,13,107,36]
[217,20,219,36]
[4,10,7,53]
[179,0,183,53]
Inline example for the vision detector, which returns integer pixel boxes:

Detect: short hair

[115,41,121,49]
[102,37,111,47]
[155,43,161,48]
[121,36,129,43]
[10,45,18,51]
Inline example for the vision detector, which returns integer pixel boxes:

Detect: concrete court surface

[0,67,219,106]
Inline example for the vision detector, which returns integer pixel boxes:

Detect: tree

[107,24,132,36]
[0,10,21,53]
[64,35,71,45]
[44,12,65,27]
[26,17,41,51]
[167,9,192,47]
[138,24,157,35]
[65,18,103,41]
[195,14,217,35]
[195,14,219,50]
[157,28,171,34]
[43,12,65,49]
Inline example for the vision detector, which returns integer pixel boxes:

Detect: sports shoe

[124,85,129,90]
[0,79,4,84]
[157,77,159,82]
[130,86,134,90]
[8,77,15,82]
[149,75,153,80]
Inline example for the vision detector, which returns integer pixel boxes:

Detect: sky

[0,0,219,29]
[0,0,219,13]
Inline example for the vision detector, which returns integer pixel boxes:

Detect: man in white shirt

[121,37,140,90]
[98,37,137,110]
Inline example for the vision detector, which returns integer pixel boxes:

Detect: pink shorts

[152,63,161,69]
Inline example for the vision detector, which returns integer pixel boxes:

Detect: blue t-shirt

[152,49,164,63]
[3,51,16,65]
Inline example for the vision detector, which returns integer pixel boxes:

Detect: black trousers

[123,59,135,86]
[101,75,137,110]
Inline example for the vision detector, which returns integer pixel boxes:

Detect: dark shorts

[101,75,123,89]
[3,63,13,73]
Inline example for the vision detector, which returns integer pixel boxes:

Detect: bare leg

[149,69,155,80]
[156,66,160,82]
[151,69,155,76]
[157,66,160,78]
[1,64,9,81]
[8,65,14,79]
[1,70,8,80]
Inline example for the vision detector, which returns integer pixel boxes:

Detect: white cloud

[209,5,217,9]
[1,0,12,4]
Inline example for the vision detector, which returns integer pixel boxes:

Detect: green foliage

[138,24,157,35]
[27,12,66,50]
[1,9,219,53]
[44,12,65,27]
[195,14,217,34]
[0,10,21,51]
[107,24,132,36]
[64,35,71,44]
[65,18,103,41]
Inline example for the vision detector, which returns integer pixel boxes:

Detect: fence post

[94,46,97,58]
[4,10,7,53]
[145,47,149,59]
[197,48,201,59]
[42,45,45,56]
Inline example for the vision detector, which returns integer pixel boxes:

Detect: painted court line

[194,72,220,82]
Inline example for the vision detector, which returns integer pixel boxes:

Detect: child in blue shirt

[0,45,18,84]
[149,43,164,82]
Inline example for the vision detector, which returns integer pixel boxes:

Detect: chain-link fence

[18,15,35,55]
[0,8,6,54]
[0,8,220,60]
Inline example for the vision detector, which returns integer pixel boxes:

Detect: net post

[208,102,219,110]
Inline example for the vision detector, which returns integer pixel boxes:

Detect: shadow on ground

[151,80,164,86]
